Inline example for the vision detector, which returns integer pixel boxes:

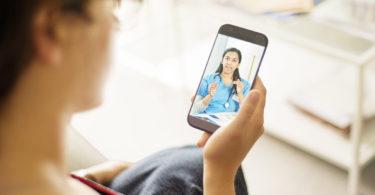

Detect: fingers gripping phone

[187,24,268,133]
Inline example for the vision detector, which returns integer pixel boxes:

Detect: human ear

[32,8,63,66]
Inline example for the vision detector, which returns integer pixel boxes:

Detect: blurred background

[71,0,375,194]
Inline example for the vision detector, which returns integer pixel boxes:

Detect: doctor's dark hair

[215,47,242,94]
[0,0,103,103]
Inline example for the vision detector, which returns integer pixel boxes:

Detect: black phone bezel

[187,24,268,134]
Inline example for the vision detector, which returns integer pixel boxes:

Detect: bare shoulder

[67,177,100,195]
[4,178,99,195]
[44,178,99,195]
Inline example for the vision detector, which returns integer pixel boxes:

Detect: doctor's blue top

[198,73,251,113]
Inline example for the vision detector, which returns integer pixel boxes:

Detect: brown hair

[0,0,91,102]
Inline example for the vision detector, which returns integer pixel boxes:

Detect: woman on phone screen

[193,48,251,114]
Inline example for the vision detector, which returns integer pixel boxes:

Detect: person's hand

[208,82,218,97]
[191,95,196,103]
[72,161,133,186]
[233,79,244,94]
[197,77,266,178]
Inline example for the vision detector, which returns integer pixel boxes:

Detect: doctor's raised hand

[234,79,244,94]
[234,79,245,104]
[197,77,266,195]
[208,82,218,97]
[201,82,218,106]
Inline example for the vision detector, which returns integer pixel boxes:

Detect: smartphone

[187,24,268,133]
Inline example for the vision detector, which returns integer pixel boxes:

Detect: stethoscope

[213,74,236,109]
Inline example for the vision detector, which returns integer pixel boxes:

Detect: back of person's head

[0,0,92,103]
[0,0,119,112]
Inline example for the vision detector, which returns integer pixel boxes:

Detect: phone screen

[189,32,266,128]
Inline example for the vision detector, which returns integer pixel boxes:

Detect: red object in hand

[70,174,124,195]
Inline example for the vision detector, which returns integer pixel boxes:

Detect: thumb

[236,90,260,122]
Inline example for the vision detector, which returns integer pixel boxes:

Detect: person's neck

[0,68,73,187]
[220,72,233,81]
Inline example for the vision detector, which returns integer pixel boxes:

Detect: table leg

[348,64,364,195]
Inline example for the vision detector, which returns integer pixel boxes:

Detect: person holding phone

[0,1,266,195]
[193,48,251,114]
